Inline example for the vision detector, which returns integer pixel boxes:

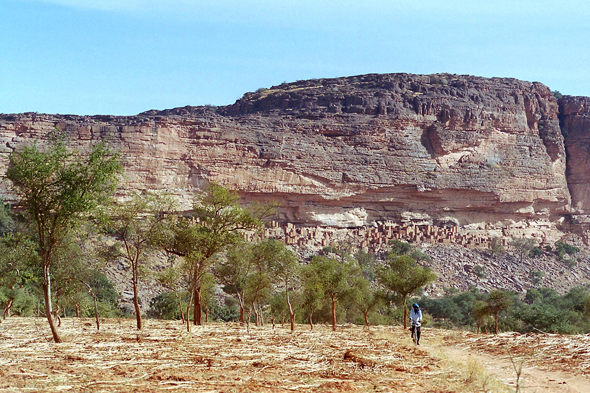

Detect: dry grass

[0,318,504,392]
[4,318,589,392]
[444,330,590,376]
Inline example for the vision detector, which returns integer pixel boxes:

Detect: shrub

[388,239,413,256]
[474,265,486,279]
[148,292,188,320]
[529,247,544,258]
[555,241,580,260]
[564,258,577,268]
[488,237,504,255]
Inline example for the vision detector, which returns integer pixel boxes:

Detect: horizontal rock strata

[0,73,578,237]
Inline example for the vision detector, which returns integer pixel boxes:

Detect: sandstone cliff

[0,73,583,234]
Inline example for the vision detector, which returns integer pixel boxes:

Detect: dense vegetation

[418,285,590,334]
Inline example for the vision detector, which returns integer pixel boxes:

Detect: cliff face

[0,73,577,229]
[561,96,590,213]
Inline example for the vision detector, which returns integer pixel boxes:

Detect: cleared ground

[0,318,589,392]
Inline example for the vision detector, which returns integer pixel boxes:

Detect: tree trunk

[403,296,408,329]
[92,293,100,331]
[237,294,245,324]
[132,278,142,330]
[186,291,194,333]
[286,286,295,332]
[330,295,336,332]
[193,286,202,326]
[364,311,370,327]
[308,309,314,330]
[246,307,252,334]
[177,295,185,324]
[43,265,62,343]
[3,298,14,319]
[54,303,62,327]
[253,303,260,327]
[205,306,209,323]
[494,313,499,334]
[258,304,264,326]
[81,281,100,330]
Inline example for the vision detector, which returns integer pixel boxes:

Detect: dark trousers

[411,325,421,343]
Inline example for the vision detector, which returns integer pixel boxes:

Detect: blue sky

[2,0,590,115]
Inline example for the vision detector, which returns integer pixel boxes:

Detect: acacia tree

[351,250,382,326]
[161,183,263,331]
[350,276,383,326]
[510,236,537,262]
[266,240,299,331]
[244,267,271,326]
[104,192,174,330]
[6,139,121,342]
[300,262,324,330]
[216,242,254,324]
[486,290,513,334]
[472,300,491,333]
[378,254,436,329]
[308,255,358,331]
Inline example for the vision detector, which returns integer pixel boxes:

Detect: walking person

[409,303,422,345]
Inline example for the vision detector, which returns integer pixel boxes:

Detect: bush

[529,270,545,285]
[148,292,188,320]
[488,237,505,255]
[529,247,544,258]
[473,265,486,279]
[555,241,580,260]
[388,240,413,256]
[564,258,577,268]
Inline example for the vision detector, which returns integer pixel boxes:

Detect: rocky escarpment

[0,73,579,232]
[561,96,590,219]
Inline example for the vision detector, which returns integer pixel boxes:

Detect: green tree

[244,269,271,326]
[351,251,382,326]
[161,183,264,331]
[156,257,188,324]
[350,275,383,326]
[308,255,358,331]
[265,240,299,331]
[472,300,492,333]
[388,239,413,256]
[488,236,505,255]
[510,236,537,262]
[201,272,217,323]
[378,253,436,329]
[300,262,325,330]
[103,192,174,330]
[6,139,121,342]
[0,233,38,320]
[486,290,513,334]
[216,242,254,324]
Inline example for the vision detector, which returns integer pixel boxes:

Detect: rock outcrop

[0,73,575,236]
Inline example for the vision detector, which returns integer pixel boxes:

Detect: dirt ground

[0,318,589,392]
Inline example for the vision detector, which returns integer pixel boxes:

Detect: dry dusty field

[1,317,590,392]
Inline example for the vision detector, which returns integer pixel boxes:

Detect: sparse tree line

[0,137,436,342]
[3,136,589,343]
